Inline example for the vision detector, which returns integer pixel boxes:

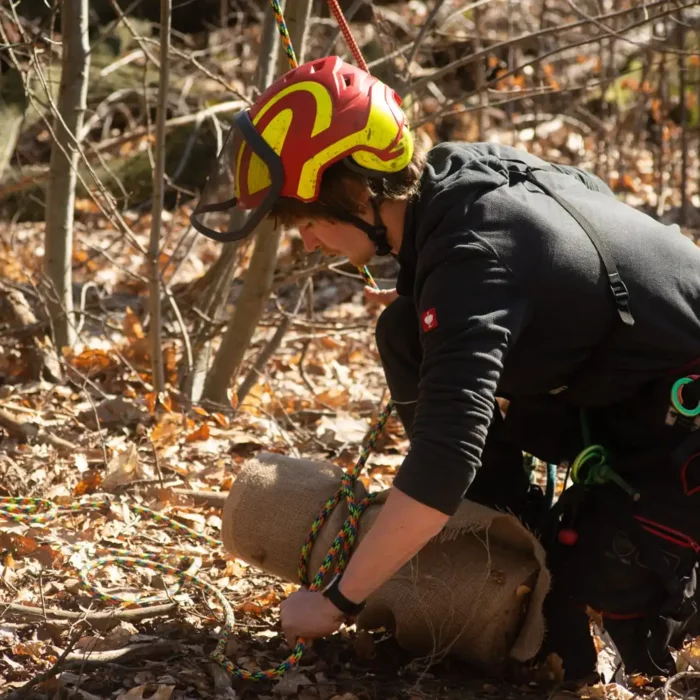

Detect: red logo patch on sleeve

[421,308,438,332]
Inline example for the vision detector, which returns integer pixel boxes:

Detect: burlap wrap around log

[222,452,550,670]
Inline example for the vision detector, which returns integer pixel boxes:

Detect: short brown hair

[269,140,426,228]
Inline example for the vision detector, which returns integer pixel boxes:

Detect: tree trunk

[44,0,90,350]
[200,0,313,405]
[148,0,172,394]
[0,68,27,180]
[201,219,282,404]
[179,5,283,402]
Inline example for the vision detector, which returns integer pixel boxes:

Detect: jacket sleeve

[392,242,531,515]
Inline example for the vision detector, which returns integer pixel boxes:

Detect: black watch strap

[322,574,365,617]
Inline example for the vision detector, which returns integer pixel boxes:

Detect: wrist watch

[322,573,366,617]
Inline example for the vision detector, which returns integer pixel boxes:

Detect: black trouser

[376,296,700,679]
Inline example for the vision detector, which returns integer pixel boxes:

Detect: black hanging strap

[518,167,635,327]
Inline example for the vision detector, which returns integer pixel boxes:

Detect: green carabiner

[671,376,700,418]
[571,444,609,485]
[571,444,640,500]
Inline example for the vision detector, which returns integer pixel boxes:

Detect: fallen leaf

[578,684,635,700]
[185,423,210,442]
[117,685,174,700]
[123,307,145,341]
[0,534,38,556]
[30,544,63,568]
[80,396,148,429]
[68,348,116,377]
[676,635,700,672]
[315,413,368,447]
[588,609,625,684]
[74,469,103,496]
[273,670,311,696]
[12,641,44,659]
[101,443,141,491]
[212,412,229,427]
[224,559,247,578]
[238,589,280,615]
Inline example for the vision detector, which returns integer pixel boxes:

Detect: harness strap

[517,167,635,327]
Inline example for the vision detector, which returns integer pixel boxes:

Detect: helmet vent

[342,74,353,88]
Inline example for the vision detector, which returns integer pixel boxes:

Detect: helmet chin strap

[328,200,392,257]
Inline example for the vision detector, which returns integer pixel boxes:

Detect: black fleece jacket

[391,142,700,515]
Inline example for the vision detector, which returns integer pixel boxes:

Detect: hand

[280,588,346,648]
[363,286,398,307]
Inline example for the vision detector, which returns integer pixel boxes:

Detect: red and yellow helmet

[191,56,414,242]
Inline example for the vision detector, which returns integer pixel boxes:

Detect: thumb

[363,287,398,307]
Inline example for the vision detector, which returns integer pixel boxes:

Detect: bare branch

[407,0,679,97]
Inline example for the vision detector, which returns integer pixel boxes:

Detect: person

[191,56,700,680]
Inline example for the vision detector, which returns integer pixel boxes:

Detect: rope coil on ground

[0,395,391,681]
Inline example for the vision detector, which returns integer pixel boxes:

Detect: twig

[4,621,85,700]
[145,0,170,395]
[271,258,336,292]
[0,602,177,623]
[98,48,145,76]
[162,284,194,379]
[322,0,366,57]
[150,438,165,489]
[65,641,183,666]
[407,0,675,97]
[0,408,75,451]
[654,671,700,699]
[565,0,697,56]
[415,53,676,128]
[1,99,248,200]
[0,19,146,256]
[405,0,447,73]
[297,337,316,395]
[237,279,311,405]
[171,489,228,506]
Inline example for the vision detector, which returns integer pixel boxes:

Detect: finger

[363,287,396,305]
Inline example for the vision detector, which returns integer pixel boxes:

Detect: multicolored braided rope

[269,0,298,69]
[0,496,296,680]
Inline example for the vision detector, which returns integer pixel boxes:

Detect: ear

[341,181,371,214]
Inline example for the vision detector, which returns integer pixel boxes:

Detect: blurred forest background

[2,1,700,699]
